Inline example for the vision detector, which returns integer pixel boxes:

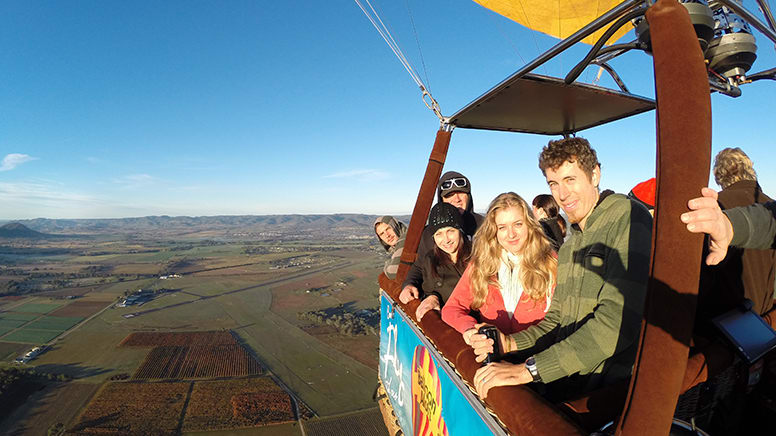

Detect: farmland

[0,218,389,434]
[124,332,264,379]
[68,381,191,435]
[120,331,238,347]
[182,377,296,431]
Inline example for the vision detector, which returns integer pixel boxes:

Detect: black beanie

[428,202,464,235]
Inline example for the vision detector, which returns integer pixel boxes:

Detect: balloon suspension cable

[354,0,445,124]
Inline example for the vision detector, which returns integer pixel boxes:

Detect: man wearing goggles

[401,171,485,305]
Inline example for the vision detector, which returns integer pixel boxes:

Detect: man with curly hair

[471,137,652,400]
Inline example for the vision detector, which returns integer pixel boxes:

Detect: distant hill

[12,214,413,238]
[0,222,47,239]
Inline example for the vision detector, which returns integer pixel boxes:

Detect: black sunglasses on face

[441,178,467,190]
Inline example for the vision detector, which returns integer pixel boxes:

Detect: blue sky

[1,1,774,219]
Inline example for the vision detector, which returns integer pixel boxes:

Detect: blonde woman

[441,192,557,344]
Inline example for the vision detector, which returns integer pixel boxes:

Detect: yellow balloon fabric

[473,0,634,46]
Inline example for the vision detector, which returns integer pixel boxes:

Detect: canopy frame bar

[448,0,645,125]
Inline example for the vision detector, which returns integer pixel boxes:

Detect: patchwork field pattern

[0,313,85,343]
[182,377,294,431]
[68,381,190,435]
[133,344,262,379]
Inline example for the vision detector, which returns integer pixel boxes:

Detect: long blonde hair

[469,192,557,309]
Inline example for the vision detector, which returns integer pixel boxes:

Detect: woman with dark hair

[532,194,566,249]
[442,192,556,343]
[399,202,471,320]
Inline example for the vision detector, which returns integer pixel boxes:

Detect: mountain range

[0,222,48,239]
[0,214,412,236]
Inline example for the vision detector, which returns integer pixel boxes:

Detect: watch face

[526,357,540,382]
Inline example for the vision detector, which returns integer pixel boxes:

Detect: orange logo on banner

[411,346,449,436]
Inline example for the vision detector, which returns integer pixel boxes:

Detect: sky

[1,1,775,220]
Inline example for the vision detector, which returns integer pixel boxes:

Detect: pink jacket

[441,263,552,335]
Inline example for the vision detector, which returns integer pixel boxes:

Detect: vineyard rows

[133,344,262,379]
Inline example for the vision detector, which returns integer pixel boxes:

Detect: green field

[0,318,27,329]
[0,312,40,321]
[11,303,63,314]
[26,316,84,331]
[3,328,62,344]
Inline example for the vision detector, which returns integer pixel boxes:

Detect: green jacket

[510,192,652,390]
[727,201,776,250]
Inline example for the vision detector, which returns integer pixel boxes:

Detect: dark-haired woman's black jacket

[408,251,467,305]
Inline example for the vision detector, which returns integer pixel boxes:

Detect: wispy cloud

[323,169,390,181]
[86,156,103,164]
[0,181,94,204]
[0,153,38,171]
[0,181,147,219]
[113,173,157,189]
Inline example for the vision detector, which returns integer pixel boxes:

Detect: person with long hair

[469,137,651,401]
[399,202,471,320]
[441,192,556,344]
[532,194,566,250]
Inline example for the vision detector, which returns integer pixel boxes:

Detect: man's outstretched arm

[682,187,776,264]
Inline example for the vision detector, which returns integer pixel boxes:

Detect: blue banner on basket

[379,293,496,436]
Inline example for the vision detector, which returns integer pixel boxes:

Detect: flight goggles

[441,177,468,190]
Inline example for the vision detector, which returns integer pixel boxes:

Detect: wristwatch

[525,356,541,383]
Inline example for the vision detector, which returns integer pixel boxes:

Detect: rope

[405,0,431,91]
[354,0,445,123]
[487,11,527,65]
[516,0,549,75]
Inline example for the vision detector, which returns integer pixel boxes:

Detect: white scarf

[498,250,524,317]
[498,249,553,317]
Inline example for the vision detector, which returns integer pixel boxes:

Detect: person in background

[468,137,652,400]
[442,192,556,344]
[532,194,566,250]
[375,216,407,279]
[399,202,471,320]
[628,177,656,216]
[401,171,484,298]
[698,148,776,323]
